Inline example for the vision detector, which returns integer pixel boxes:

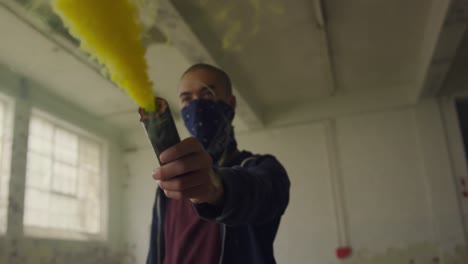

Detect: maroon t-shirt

[164,198,221,264]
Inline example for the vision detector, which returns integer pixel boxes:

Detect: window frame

[0,92,14,236]
[23,108,109,241]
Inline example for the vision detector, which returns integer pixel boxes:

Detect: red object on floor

[336,247,352,259]
[463,191,468,198]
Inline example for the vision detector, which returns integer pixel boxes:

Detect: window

[23,110,107,240]
[0,96,13,235]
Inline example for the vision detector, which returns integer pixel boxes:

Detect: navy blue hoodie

[147,150,290,264]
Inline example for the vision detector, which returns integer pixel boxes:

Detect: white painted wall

[123,99,468,264]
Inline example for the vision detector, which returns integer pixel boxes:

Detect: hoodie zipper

[218,224,226,264]
[156,189,162,264]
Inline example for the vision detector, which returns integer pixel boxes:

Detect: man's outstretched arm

[152,137,290,226]
[194,155,290,226]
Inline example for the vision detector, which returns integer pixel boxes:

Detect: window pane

[77,169,101,234]
[54,128,78,165]
[77,168,100,197]
[24,112,105,239]
[82,197,100,234]
[49,194,78,230]
[24,188,50,228]
[79,139,101,172]
[52,162,77,195]
[29,116,53,141]
[29,135,53,156]
[26,152,51,190]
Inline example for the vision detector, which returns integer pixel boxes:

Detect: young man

[147,64,290,264]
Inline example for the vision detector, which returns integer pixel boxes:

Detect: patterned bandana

[181,99,235,163]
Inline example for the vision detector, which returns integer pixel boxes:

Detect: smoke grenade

[139,97,181,164]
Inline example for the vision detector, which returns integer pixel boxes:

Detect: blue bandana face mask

[181,99,235,159]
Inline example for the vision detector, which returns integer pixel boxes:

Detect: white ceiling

[326,0,432,92]
[0,0,465,149]
[171,0,335,110]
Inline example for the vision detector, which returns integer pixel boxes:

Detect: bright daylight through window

[23,110,106,240]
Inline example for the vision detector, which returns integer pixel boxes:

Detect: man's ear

[228,95,237,109]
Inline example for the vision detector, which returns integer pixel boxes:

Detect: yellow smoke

[52,0,157,111]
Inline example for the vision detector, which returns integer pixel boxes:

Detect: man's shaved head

[182,63,233,95]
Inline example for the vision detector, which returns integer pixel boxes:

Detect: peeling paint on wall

[0,239,136,264]
[1,187,135,264]
[343,243,468,264]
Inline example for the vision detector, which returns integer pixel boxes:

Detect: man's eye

[202,90,216,98]
[181,96,191,103]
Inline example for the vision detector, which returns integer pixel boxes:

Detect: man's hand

[152,137,224,205]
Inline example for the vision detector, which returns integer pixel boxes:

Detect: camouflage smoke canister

[139,97,181,164]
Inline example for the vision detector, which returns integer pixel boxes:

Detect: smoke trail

[52,0,157,111]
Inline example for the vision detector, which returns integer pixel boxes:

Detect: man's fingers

[158,171,208,191]
[159,137,203,164]
[155,152,211,181]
